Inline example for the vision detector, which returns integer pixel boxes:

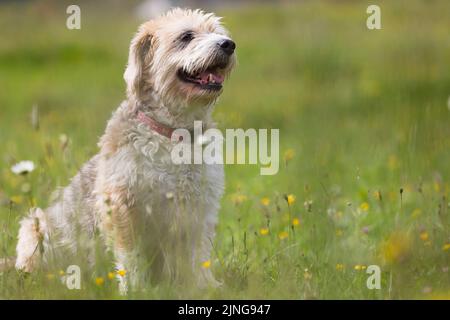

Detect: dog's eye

[180,31,194,43]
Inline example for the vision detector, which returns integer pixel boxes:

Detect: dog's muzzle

[177,39,236,91]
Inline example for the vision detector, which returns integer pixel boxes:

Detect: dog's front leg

[97,188,140,294]
[114,247,140,295]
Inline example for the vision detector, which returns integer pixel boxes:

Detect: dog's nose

[218,39,236,55]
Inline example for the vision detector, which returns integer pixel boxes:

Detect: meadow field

[0,0,449,299]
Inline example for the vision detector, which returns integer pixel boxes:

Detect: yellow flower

[59,270,65,276]
[232,194,247,205]
[336,229,343,237]
[354,265,362,271]
[388,191,397,201]
[116,269,127,277]
[284,149,295,162]
[373,191,382,201]
[381,232,411,265]
[411,208,422,219]
[388,155,398,170]
[292,218,300,227]
[10,195,23,204]
[360,202,369,211]
[95,277,105,286]
[261,197,270,206]
[201,260,211,269]
[107,272,115,280]
[259,227,269,236]
[434,182,441,193]
[336,264,344,271]
[442,243,450,251]
[362,265,367,270]
[419,231,429,241]
[286,194,296,206]
[278,231,289,240]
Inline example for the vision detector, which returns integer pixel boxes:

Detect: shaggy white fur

[13,8,236,293]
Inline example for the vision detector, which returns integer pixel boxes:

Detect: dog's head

[124,8,236,108]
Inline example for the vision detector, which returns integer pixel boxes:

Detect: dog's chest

[135,149,224,220]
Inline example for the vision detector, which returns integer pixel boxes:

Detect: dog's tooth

[210,74,216,83]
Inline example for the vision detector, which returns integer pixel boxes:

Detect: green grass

[0,0,449,299]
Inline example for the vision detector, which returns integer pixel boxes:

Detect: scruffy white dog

[12,8,236,291]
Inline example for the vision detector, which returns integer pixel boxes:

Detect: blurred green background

[0,0,449,299]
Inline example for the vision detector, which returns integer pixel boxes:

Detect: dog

[10,8,236,292]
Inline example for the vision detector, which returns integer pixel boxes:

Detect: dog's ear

[124,22,155,99]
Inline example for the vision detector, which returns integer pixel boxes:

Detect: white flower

[165,192,174,199]
[11,161,35,175]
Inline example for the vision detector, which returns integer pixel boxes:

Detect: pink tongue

[198,71,224,85]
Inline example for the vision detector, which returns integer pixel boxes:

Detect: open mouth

[177,65,226,91]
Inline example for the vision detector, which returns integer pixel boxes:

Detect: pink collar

[136,111,176,139]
